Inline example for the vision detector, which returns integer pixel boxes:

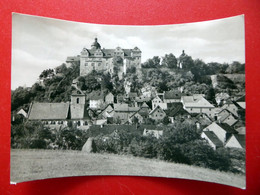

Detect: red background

[1,0,260,194]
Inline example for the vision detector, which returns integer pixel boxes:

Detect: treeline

[11,121,245,174]
[11,63,79,111]
[142,53,245,76]
[11,121,88,150]
[92,123,245,174]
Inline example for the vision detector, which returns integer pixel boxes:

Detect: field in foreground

[11,149,245,188]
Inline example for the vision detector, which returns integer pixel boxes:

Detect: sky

[12,13,245,90]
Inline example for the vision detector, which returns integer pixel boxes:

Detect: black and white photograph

[11,13,245,188]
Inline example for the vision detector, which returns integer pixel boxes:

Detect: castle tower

[91,38,101,50]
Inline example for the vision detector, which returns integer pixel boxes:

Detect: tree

[205,88,217,105]
[180,55,194,69]
[142,56,160,68]
[162,53,177,68]
[39,69,54,79]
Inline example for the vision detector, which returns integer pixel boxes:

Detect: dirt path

[11,149,245,188]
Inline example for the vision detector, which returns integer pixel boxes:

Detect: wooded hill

[11,53,245,112]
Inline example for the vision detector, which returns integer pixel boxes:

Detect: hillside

[210,74,245,91]
[11,149,245,188]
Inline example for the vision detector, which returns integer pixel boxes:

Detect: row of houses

[13,85,245,150]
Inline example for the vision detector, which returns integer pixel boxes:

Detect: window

[209,108,211,111]
[76,98,79,104]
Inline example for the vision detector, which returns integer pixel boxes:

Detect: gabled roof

[233,134,245,148]
[130,111,143,119]
[202,131,223,147]
[28,102,70,120]
[236,126,246,135]
[135,96,151,103]
[141,102,149,108]
[114,103,140,112]
[216,123,237,134]
[165,103,189,117]
[105,92,114,97]
[203,122,237,134]
[226,134,245,148]
[218,109,237,121]
[152,95,162,101]
[71,90,85,96]
[182,95,214,108]
[236,95,245,102]
[149,105,165,115]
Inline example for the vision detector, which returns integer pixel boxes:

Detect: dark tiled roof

[165,103,188,117]
[141,102,149,108]
[135,96,151,102]
[164,91,183,99]
[203,131,223,147]
[28,102,70,120]
[236,95,245,102]
[233,134,245,148]
[114,103,140,112]
[217,123,237,134]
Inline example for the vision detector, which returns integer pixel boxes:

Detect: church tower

[70,90,86,120]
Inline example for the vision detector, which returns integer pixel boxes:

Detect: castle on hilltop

[66,38,142,78]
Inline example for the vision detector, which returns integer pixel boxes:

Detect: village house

[165,103,189,123]
[89,92,105,110]
[98,104,114,119]
[135,96,151,107]
[225,134,245,149]
[181,94,215,117]
[194,113,213,130]
[129,111,144,124]
[113,103,140,123]
[221,100,243,117]
[202,122,238,144]
[105,92,114,104]
[28,102,70,130]
[17,108,28,118]
[236,126,246,135]
[216,109,238,126]
[201,131,223,150]
[215,92,230,106]
[152,95,167,110]
[236,95,246,109]
[149,105,166,122]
